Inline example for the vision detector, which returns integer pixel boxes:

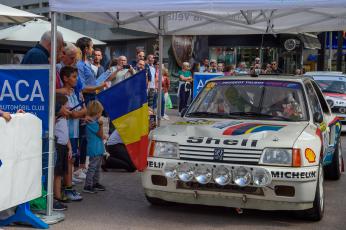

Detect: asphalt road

[45,140,346,230]
[7,111,346,230]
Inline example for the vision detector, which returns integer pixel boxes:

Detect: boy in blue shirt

[83,100,106,193]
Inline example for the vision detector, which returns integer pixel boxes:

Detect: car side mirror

[313,112,323,123]
[181,108,188,117]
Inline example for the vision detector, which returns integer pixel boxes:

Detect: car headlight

[149,141,179,158]
[260,148,292,166]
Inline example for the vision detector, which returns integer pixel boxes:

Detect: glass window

[187,80,308,121]
[305,81,323,116]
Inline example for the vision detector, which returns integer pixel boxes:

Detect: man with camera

[108,55,136,86]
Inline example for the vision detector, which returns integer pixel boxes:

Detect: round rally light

[326,99,334,108]
[194,165,212,184]
[234,166,252,187]
[177,163,194,182]
[213,166,232,186]
[163,164,177,179]
[252,168,272,187]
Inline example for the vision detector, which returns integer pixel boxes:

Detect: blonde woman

[178,62,193,113]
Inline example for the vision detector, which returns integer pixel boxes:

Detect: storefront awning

[297,34,321,50]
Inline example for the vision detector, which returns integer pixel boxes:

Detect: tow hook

[242,194,247,203]
[193,191,198,199]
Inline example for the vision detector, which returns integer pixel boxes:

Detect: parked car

[305,71,346,131]
[143,75,344,221]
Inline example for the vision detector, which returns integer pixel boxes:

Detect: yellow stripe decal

[112,103,149,145]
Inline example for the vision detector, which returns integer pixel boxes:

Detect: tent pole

[47,11,57,217]
[157,15,165,127]
[328,31,332,70]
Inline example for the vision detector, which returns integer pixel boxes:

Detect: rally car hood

[152,119,309,149]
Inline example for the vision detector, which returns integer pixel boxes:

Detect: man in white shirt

[147,54,157,109]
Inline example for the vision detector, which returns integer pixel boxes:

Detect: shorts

[70,138,79,158]
[55,143,68,176]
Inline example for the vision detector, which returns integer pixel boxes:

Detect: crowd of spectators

[6,31,173,212]
[0,29,306,214]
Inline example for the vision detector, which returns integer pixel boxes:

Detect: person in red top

[154,63,171,120]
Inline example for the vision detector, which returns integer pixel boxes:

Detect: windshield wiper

[186,111,229,118]
[228,111,293,121]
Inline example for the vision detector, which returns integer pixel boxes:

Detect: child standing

[54,93,71,211]
[83,100,106,193]
[60,66,85,202]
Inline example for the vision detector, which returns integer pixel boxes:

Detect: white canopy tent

[0,3,42,23]
[44,0,346,218]
[0,19,105,44]
[49,0,346,35]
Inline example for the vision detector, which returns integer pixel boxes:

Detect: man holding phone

[107,55,136,85]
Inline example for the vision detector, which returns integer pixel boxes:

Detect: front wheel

[300,163,324,221]
[324,141,342,180]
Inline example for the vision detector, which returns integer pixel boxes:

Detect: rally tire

[300,163,324,221]
[145,195,175,206]
[324,140,342,180]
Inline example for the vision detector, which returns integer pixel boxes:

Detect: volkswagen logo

[213,148,224,161]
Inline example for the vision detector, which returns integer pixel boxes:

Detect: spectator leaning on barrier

[60,66,86,202]
[91,48,105,79]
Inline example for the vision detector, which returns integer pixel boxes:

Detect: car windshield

[186,80,308,121]
[312,76,346,94]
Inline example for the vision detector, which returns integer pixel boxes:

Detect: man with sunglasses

[271,61,282,74]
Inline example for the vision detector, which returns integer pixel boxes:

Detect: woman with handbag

[178,62,193,113]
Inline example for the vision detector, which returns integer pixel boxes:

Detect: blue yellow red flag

[97,70,148,171]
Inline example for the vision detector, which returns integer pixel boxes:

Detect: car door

[310,80,341,164]
[304,80,331,163]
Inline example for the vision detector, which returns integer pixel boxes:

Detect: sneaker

[163,114,170,120]
[53,200,67,211]
[74,169,87,180]
[72,176,83,184]
[65,189,83,201]
[83,186,97,194]
[59,192,71,203]
[93,183,106,191]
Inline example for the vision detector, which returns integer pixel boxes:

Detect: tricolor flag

[97,70,149,171]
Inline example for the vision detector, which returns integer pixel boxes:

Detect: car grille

[179,145,262,165]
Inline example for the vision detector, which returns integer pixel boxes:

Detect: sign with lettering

[0,66,49,133]
[193,73,223,98]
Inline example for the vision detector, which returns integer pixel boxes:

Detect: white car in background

[305,71,346,131]
[142,75,344,221]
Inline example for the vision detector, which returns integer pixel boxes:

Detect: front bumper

[142,158,319,211]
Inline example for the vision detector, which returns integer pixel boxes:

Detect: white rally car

[142,75,344,221]
[305,72,346,131]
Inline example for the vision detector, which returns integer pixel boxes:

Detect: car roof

[305,71,346,77]
[212,74,308,83]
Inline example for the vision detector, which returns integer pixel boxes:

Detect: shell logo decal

[223,123,286,136]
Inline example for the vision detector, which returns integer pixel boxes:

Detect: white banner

[0,113,42,212]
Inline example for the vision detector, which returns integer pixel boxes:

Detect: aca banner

[193,72,223,98]
[0,66,50,133]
